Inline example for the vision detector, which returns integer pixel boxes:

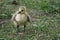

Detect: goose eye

[21,10,24,11]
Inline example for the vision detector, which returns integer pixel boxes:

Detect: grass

[0,0,60,40]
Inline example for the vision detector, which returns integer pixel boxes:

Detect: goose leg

[24,24,26,32]
[17,25,19,33]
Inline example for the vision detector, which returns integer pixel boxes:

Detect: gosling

[11,6,32,33]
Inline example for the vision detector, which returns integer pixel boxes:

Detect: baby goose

[11,6,32,33]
